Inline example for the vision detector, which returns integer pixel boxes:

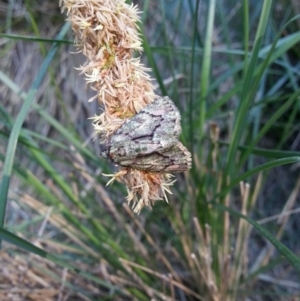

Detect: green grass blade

[217,140,300,159]
[225,0,272,177]
[0,33,72,44]
[0,226,47,256]
[198,0,216,150]
[238,89,300,168]
[0,227,124,293]
[140,31,167,96]
[242,0,250,74]
[221,157,300,199]
[214,204,300,274]
[0,71,100,164]
[189,0,201,154]
[0,23,70,229]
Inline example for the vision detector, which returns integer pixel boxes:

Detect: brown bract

[104,169,176,214]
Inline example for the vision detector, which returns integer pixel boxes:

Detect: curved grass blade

[0,72,101,165]
[217,139,300,159]
[0,33,73,44]
[198,0,216,155]
[0,226,48,256]
[225,1,272,176]
[0,226,125,294]
[214,204,300,274]
[228,157,300,197]
[0,23,70,229]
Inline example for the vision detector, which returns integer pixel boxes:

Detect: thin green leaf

[0,23,71,229]
[214,204,300,274]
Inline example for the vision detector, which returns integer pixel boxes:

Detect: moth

[102,96,192,172]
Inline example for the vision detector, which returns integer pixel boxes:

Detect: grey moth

[103,96,192,172]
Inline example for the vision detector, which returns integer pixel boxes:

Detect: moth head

[100,144,109,159]
[101,145,115,163]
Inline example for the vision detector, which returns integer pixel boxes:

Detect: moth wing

[111,96,182,141]
[105,96,191,172]
[117,142,192,173]
[107,137,175,163]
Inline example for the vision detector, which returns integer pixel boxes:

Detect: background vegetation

[0,0,300,300]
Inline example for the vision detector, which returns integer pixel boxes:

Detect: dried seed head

[60,0,191,212]
[104,169,176,214]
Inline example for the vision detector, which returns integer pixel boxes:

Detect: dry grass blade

[123,203,183,283]
[250,177,300,274]
[20,194,99,257]
[0,249,100,301]
[119,258,203,301]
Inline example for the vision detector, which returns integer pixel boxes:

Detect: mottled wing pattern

[104,97,192,172]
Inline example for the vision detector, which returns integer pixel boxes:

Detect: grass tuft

[0,1,300,300]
